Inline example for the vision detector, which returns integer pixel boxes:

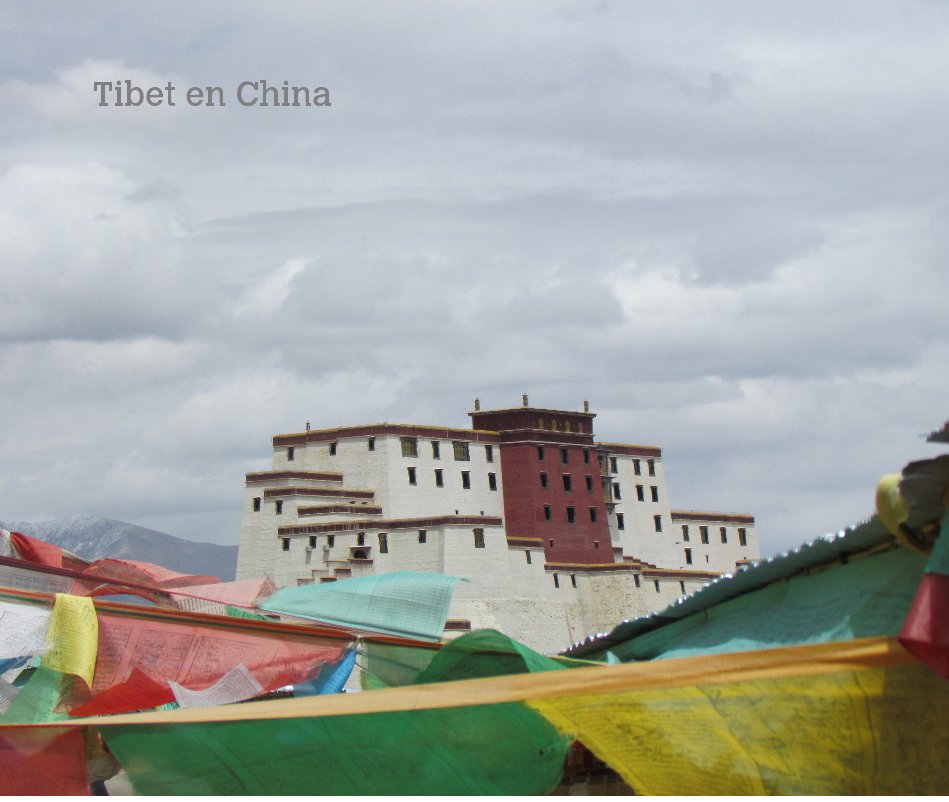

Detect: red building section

[470,404,614,565]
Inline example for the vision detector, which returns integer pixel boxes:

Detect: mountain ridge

[0,514,238,581]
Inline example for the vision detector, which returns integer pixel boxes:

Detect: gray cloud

[0,1,946,555]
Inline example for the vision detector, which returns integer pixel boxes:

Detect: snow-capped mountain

[0,514,237,581]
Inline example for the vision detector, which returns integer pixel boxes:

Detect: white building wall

[237,421,760,654]
[606,454,677,567]
[283,432,504,521]
[671,515,759,574]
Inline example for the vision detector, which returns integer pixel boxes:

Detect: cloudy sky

[1,1,946,555]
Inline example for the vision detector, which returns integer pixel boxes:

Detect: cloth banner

[529,660,947,795]
[261,571,464,641]
[900,509,949,678]
[102,702,571,795]
[77,608,347,714]
[0,727,90,795]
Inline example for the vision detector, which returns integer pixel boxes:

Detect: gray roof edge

[561,514,894,659]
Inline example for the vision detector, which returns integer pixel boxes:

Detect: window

[540,472,548,488]
[525,550,532,564]
[682,524,690,541]
[378,533,388,553]
[544,505,552,521]
[583,449,590,464]
[327,535,335,547]
[401,437,418,458]
[654,579,661,592]
[613,482,622,500]
[485,444,494,463]
[654,515,663,532]
[434,469,444,487]
[281,537,290,551]
[679,580,686,594]
[329,441,337,456]
[566,506,576,524]
[633,459,641,476]
[720,526,728,544]
[418,530,427,544]
[473,528,485,548]
[357,532,366,546]
[738,527,748,547]
[589,507,597,522]
[287,446,295,461]
[453,441,470,461]
[407,467,417,485]
[647,459,656,476]
[537,446,545,460]
[275,500,283,515]
[253,497,261,511]
[488,472,497,491]
[309,536,317,548]
[636,485,644,501]
[571,574,577,588]
[700,526,709,544]
[685,547,693,565]
[594,540,600,549]
[634,574,641,588]
[585,475,593,491]
[432,441,441,459]
[617,513,625,530]
[560,447,569,465]
[609,457,618,473]
[367,436,375,451]
[563,474,572,492]
[461,471,471,489]
[650,486,659,502]
[553,573,559,588]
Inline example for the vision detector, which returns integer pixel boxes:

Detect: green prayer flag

[261,571,464,641]
[104,703,572,795]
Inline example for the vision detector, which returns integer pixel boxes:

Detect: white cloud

[227,258,309,318]
[0,2,946,556]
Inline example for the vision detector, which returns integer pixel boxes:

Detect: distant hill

[0,514,238,581]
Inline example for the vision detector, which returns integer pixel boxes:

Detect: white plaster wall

[608,454,677,566]
[671,518,760,573]
[237,427,760,655]
[291,434,504,520]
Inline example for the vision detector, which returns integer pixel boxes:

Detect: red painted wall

[499,440,614,565]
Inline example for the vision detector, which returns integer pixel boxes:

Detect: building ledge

[279,515,503,536]
[264,487,375,500]
[298,504,383,517]
[247,470,344,484]
[670,510,755,524]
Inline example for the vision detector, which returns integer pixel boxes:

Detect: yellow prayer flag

[528,661,948,795]
[44,593,98,688]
